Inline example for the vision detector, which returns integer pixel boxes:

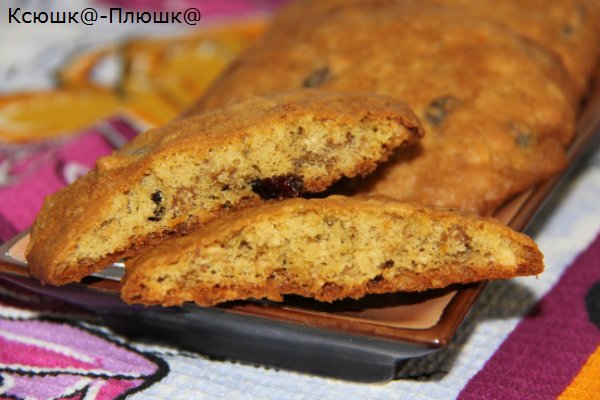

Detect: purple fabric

[0,318,159,374]
[0,315,168,399]
[0,117,138,233]
[0,214,17,243]
[459,233,600,399]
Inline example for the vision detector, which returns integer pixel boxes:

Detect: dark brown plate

[1,70,600,382]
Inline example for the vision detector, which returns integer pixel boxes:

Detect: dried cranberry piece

[302,67,330,88]
[509,121,535,148]
[424,95,460,126]
[148,190,166,221]
[250,175,304,200]
[150,191,163,204]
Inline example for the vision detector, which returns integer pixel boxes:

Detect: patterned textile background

[1,1,599,399]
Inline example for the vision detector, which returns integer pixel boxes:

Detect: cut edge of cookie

[121,195,543,307]
[26,90,424,286]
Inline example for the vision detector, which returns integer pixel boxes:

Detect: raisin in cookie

[26,90,423,285]
[121,196,543,307]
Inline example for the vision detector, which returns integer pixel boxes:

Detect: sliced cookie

[121,196,544,307]
[26,90,423,285]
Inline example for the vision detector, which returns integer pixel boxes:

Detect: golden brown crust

[121,196,544,307]
[268,0,600,99]
[189,5,577,215]
[26,90,423,286]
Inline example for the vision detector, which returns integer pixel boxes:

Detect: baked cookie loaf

[26,90,423,285]
[421,0,600,99]
[189,6,576,214]
[121,196,544,307]
[270,0,600,99]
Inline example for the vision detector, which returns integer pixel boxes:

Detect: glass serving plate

[1,72,600,383]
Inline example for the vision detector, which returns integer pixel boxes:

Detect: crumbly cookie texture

[26,90,423,286]
[121,196,544,307]
[190,5,581,215]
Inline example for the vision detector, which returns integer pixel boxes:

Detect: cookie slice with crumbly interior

[121,196,543,307]
[26,89,423,286]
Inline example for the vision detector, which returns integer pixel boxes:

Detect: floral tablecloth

[1,1,599,399]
